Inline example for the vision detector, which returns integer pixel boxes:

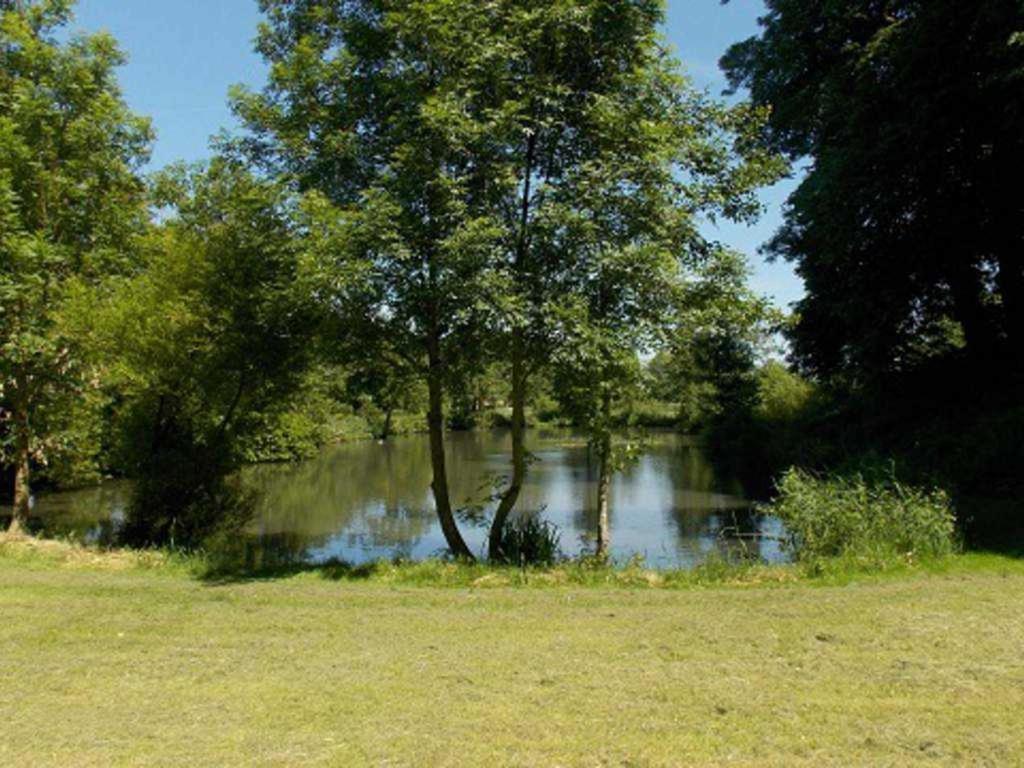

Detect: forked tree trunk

[426,348,475,561]
[8,401,31,537]
[488,338,527,560]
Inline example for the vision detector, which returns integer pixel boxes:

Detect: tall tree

[722,0,1024,382]
[0,0,151,534]
[656,250,781,431]
[473,1,785,557]
[550,322,645,559]
[232,0,507,559]
[233,0,782,559]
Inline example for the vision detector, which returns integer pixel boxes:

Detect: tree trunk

[488,337,527,560]
[487,126,539,559]
[8,401,31,537]
[595,392,613,559]
[426,347,475,561]
[381,407,394,442]
[595,433,612,560]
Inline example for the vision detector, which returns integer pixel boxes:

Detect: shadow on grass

[197,558,404,586]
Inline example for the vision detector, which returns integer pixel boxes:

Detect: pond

[25,430,786,569]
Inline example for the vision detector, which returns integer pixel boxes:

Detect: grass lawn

[2,539,1023,767]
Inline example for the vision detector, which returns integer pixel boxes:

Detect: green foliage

[239,364,349,462]
[28,382,108,488]
[618,400,679,430]
[754,361,815,423]
[119,441,257,551]
[766,467,957,568]
[650,250,783,432]
[344,357,427,439]
[0,0,151,517]
[447,363,507,432]
[723,0,1024,380]
[82,160,318,548]
[720,0,1024,545]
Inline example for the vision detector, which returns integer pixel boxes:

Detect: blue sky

[70,0,803,309]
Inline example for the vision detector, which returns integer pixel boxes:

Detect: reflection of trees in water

[558,443,598,544]
[22,482,131,544]
[247,437,435,550]
[566,435,750,553]
[707,508,769,562]
[246,432,514,556]
[351,505,434,550]
[233,531,312,570]
[27,430,775,566]
[661,438,769,561]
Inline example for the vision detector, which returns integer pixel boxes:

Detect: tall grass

[491,515,562,566]
[765,467,956,568]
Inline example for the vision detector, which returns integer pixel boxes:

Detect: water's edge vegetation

[7,532,1016,591]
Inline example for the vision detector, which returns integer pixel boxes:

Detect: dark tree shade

[722,0,1024,382]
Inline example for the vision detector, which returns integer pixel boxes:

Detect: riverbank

[3,537,1023,766]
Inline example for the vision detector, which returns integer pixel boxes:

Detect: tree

[660,250,781,431]
[0,0,151,534]
[233,1,783,560]
[377,0,783,559]
[550,323,646,559]
[232,0,509,559]
[722,0,1024,382]
[77,160,317,548]
[344,352,426,441]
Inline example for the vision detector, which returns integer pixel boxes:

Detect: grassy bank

[2,538,1023,767]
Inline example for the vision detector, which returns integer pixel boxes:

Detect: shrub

[492,514,562,566]
[118,417,257,551]
[765,466,956,566]
[754,361,816,422]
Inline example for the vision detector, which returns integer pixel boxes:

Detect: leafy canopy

[723,0,1024,381]
[0,0,150,470]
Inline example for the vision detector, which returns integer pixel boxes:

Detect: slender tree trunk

[488,336,527,560]
[8,399,31,537]
[489,128,540,559]
[595,435,612,560]
[381,407,394,442]
[426,343,474,561]
[595,392,613,559]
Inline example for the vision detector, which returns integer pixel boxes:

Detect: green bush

[754,361,816,423]
[492,515,562,566]
[765,467,956,566]
[117,413,258,551]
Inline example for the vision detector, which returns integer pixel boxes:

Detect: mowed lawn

[2,550,1023,767]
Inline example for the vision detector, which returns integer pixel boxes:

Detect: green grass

[2,537,1024,766]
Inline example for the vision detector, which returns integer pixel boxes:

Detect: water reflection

[26,430,785,569]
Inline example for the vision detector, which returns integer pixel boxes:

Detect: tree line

[3,0,1021,555]
[0,0,784,559]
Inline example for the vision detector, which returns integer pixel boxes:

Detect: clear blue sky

[70,0,803,309]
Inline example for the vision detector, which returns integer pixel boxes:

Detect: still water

[29,430,785,569]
